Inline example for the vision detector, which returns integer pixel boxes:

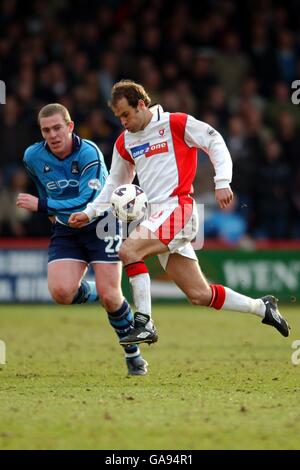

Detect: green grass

[0,303,299,450]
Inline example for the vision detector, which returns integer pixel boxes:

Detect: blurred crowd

[0,0,300,243]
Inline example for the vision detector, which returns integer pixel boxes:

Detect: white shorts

[141,196,199,270]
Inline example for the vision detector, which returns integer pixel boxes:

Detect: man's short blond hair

[38,103,72,125]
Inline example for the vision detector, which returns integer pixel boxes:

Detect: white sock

[129,273,152,318]
[223,287,265,318]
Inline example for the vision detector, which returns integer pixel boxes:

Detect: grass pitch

[0,303,299,450]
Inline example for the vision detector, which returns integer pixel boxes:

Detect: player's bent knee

[99,289,123,312]
[49,286,76,305]
[118,244,136,264]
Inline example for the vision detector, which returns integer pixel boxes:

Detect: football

[110,184,148,222]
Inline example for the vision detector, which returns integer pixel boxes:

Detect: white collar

[149,104,163,122]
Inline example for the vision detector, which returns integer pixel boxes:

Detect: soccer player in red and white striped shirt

[69,80,290,344]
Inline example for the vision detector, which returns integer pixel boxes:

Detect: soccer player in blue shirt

[16,103,147,376]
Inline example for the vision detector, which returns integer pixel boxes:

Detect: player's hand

[215,187,234,209]
[16,193,39,212]
[68,212,89,228]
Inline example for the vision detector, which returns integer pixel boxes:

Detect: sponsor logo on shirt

[131,141,168,159]
[145,141,168,158]
[207,127,216,136]
[47,179,79,190]
[131,142,150,159]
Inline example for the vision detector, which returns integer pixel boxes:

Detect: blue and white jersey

[23,134,108,225]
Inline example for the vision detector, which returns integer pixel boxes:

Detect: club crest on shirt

[159,128,165,136]
[71,161,79,174]
[88,179,102,190]
[43,164,51,172]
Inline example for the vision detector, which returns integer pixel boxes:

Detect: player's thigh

[48,260,87,293]
[120,199,197,263]
[165,253,211,303]
[119,225,168,264]
[92,262,122,292]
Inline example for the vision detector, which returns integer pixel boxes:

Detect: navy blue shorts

[48,212,122,264]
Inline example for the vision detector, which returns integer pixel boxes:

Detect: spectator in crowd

[0,97,33,169]
[0,168,31,237]
[204,197,247,245]
[1,0,300,240]
[254,139,291,239]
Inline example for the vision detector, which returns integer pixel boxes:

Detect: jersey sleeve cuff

[215,179,231,190]
[83,204,97,220]
[38,198,48,213]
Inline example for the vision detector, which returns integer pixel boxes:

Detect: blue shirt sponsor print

[131,143,150,159]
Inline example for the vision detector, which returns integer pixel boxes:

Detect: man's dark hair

[110,80,151,109]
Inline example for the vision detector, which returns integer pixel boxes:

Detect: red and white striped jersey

[84,106,232,219]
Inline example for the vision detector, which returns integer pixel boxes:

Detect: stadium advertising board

[0,242,299,303]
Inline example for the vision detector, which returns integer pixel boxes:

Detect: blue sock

[72,280,99,304]
[107,299,140,357]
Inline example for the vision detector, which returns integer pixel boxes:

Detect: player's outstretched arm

[68,212,89,228]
